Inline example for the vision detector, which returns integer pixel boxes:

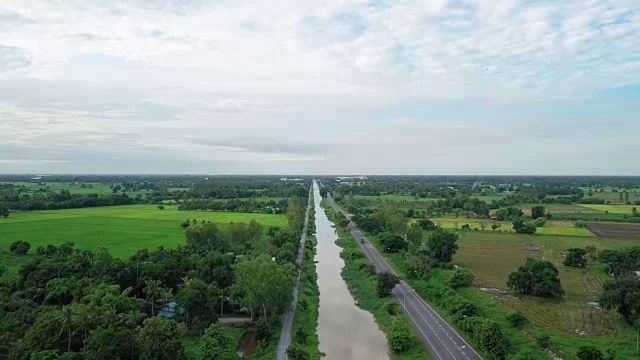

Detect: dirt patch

[587,222,640,239]
[523,244,543,260]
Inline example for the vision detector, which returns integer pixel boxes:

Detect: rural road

[277,187,313,360]
[326,193,483,360]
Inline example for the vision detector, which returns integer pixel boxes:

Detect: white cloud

[0,0,639,174]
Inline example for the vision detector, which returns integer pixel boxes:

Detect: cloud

[0,0,639,174]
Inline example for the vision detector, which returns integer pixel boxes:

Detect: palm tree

[143,279,163,316]
[59,306,74,352]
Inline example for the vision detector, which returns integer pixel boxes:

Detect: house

[157,301,185,319]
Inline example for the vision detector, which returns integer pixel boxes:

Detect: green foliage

[417,218,438,230]
[476,318,511,360]
[286,343,309,360]
[376,272,400,297]
[380,233,408,253]
[138,317,186,360]
[388,319,417,352]
[575,220,587,228]
[507,258,564,298]
[450,268,474,289]
[531,206,546,219]
[198,324,233,360]
[405,255,430,279]
[506,311,528,328]
[406,223,424,251]
[599,277,640,327]
[576,346,604,360]
[10,240,31,255]
[563,248,587,268]
[533,218,546,227]
[176,279,221,330]
[598,246,640,278]
[512,218,537,234]
[496,207,525,221]
[426,228,459,264]
[536,334,551,350]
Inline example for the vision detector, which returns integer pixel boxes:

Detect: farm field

[587,222,640,238]
[427,217,595,237]
[0,205,287,258]
[454,232,635,337]
[514,203,602,215]
[579,204,639,214]
[351,194,503,203]
[579,187,640,203]
[1,181,150,196]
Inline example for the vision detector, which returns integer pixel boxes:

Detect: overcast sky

[1,0,639,175]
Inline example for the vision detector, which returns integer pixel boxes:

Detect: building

[157,301,184,319]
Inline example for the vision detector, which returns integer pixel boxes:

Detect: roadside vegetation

[323,200,433,360]
[323,176,640,359]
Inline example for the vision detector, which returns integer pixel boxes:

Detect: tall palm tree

[59,305,74,352]
[143,279,162,316]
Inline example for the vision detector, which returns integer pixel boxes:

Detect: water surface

[313,181,389,359]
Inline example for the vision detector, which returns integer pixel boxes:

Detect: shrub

[10,240,30,256]
[575,220,587,228]
[507,311,528,328]
[536,334,551,350]
[450,268,474,289]
[388,320,417,352]
[376,272,400,297]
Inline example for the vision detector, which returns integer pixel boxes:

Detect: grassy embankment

[322,200,433,360]
[0,205,287,258]
[289,199,321,358]
[353,228,639,359]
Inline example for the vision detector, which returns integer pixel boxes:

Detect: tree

[417,218,438,230]
[576,346,604,360]
[143,279,163,316]
[83,326,133,360]
[531,206,546,219]
[450,268,474,289]
[476,318,510,360]
[406,223,424,251]
[491,223,501,232]
[507,258,564,298]
[138,317,186,360]
[376,272,400,297]
[536,334,551,350]
[426,228,459,264]
[563,248,587,268]
[405,255,430,279]
[575,220,587,228]
[157,205,165,210]
[534,218,546,227]
[10,240,31,255]
[185,223,230,255]
[388,320,416,352]
[599,277,640,326]
[380,233,408,253]
[512,218,537,234]
[176,279,221,330]
[235,254,296,323]
[0,206,9,218]
[496,207,524,221]
[198,324,233,360]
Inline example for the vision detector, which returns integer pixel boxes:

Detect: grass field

[454,232,637,339]
[352,194,503,203]
[514,203,603,215]
[1,181,151,196]
[579,204,639,214]
[0,205,287,258]
[579,187,640,204]
[426,217,595,237]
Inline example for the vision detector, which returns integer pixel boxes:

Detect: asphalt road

[276,188,312,360]
[327,193,483,360]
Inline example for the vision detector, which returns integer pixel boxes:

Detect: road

[326,193,483,360]
[276,187,313,360]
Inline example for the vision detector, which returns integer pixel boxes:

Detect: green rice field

[0,205,287,258]
[426,217,595,237]
[579,204,639,214]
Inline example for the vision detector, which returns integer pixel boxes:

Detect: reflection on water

[313,181,389,360]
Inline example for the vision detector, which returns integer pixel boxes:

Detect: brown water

[313,181,390,360]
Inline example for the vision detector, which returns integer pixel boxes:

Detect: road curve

[277,186,313,360]
[326,193,483,360]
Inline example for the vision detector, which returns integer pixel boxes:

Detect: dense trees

[512,219,537,234]
[138,317,186,360]
[380,234,408,253]
[531,206,546,219]
[599,278,640,327]
[450,268,474,289]
[426,228,459,264]
[507,259,564,298]
[495,207,524,221]
[10,240,31,255]
[598,247,640,278]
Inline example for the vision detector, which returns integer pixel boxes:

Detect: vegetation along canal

[313,181,389,359]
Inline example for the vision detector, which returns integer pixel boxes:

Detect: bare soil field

[587,222,640,239]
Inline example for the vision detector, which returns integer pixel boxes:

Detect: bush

[10,240,31,256]
[512,218,537,234]
[536,334,551,350]
[563,248,587,268]
[286,343,309,360]
[376,272,400,297]
[576,346,604,360]
[575,220,587,228]
[388,320,417,352]
[157,205,165,210]
[533,218,546,227]
[507,311,528,328]
[507,259,564,298]
[450,268,474,289]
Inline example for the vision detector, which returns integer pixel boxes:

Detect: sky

[0,0,639,175]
